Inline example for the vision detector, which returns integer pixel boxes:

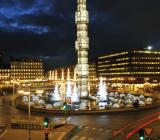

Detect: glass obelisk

[75,0,89,109]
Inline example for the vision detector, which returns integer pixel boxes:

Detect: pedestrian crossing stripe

[79,137,87,140]
[144,127,153,136]
[106,129,111,132]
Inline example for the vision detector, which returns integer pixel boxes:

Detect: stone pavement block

[0,129,44,140]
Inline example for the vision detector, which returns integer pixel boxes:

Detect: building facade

[0,66,10,83]
[46,63,97,83]
[98,49,160,84]
[10,57,44,81]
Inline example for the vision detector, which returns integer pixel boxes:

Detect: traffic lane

[71,126,112,140]
[0,125,5,135]
[68,107,160,130]
[1,96,160,133]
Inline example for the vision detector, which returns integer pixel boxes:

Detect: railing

[10,119,64,130]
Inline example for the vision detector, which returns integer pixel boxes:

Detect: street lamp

[23,83,31,140]
[147,46,153,50]
[0,85,2,95]
[63,102,67,125]
[63,82,68,125]
[11,80,20,96]
[36,90,44,94]
[11,80,16,96]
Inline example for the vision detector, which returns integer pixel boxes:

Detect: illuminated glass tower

[75,0,89,99]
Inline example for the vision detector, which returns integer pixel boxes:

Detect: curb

[15,96,160,115]
[15,102,160,115]
[58,125,77,140]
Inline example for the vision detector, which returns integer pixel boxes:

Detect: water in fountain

[71,83,79,103]
[97,79,108,101]
[97,78,108,109]
[52,84,61,101]
[55,70,57,81]
[73,68,77,81]
[66,81,72,98]
[61,69,64,81]
[66,68,72,98]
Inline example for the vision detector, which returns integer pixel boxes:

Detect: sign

[144,128,153,136]
[44,128,50,134]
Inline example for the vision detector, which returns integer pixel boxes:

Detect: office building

[10,57,44,81]
[98,49,160,84]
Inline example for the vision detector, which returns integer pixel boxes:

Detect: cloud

[0,0,160,67]
[0,0,56,34]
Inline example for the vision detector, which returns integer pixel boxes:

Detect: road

[0,95,160,140]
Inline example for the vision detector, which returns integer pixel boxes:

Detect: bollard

[45,133,49,140]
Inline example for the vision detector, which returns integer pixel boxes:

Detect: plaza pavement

[0,124,76,140]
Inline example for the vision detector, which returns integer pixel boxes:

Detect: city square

[0,0,160,140]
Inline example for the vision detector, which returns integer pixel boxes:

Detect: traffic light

[44,117,49,128]
[63,102,68,110]
[138,129,145,140]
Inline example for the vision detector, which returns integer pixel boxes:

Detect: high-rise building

[98,49,160,83]
[75,0,89,98]
[10,57,44,81]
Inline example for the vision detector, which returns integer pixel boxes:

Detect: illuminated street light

[36,90,44,94]
[18,90,24,94]
[147,46,153,50]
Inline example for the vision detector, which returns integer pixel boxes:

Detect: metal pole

[0,85,2,95]
[28,88,31,140]
[1,85,3,96]
[64,109,67,125]
[45,133,48,140]
[13,81,15,95]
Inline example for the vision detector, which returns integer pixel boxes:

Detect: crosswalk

[71,125,112,140]
[72,136,95,140]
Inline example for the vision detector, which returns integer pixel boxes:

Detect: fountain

[73,68,77,81]
[55,70,57,81]
[71,83,79,103]
[61,69,64,81]
[97,77,108,109]
[52,84,61,101]
[66,69,72,98]
[66,81,72,98]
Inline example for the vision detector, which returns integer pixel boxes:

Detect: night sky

[0,0,160,68]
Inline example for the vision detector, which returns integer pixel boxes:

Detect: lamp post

[0,85,2,95]
[11,80,20,96]
[11,80,15,96]
[64,82,67,125]
[23,83,31,140]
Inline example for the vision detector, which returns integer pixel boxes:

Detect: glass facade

[98,49,160,83]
